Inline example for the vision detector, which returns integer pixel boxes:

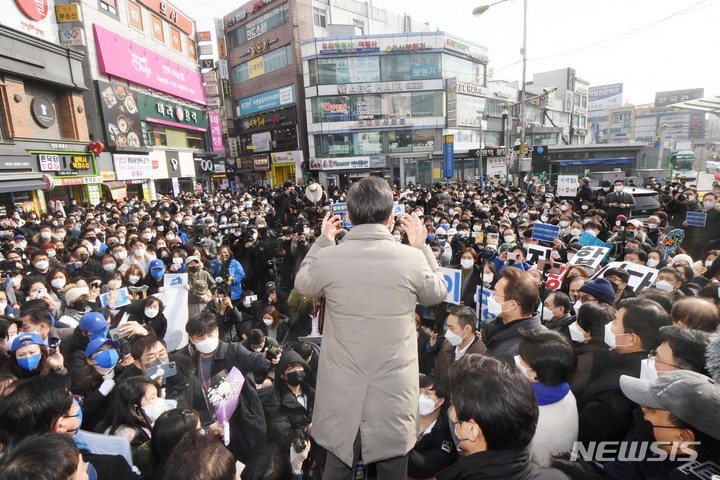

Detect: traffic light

[532,145,549,162]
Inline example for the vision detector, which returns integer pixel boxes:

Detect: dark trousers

[322,431,409,480]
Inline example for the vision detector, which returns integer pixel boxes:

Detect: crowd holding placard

[0,175,720,480]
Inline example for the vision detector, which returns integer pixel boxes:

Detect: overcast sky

[173,0,719,105]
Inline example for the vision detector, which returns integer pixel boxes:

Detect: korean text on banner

[686,211,707,227]
[331,203,348,215]
[578,232,612,262]
[557,175,579,197]
[592,262,659,293]
[569,246,611,270]
[524,243,552,264]
[531,223,561,242]
[441,267,462,304]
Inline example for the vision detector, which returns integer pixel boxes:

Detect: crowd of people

[0,174,719,480]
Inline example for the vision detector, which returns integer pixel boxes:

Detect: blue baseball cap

[149,259,165,271]
[79,312,108,334]
[85,337,120,358]
[11,333,44,353]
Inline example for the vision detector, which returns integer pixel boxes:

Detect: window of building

[187,131,205,150]
[232,45,293,84]
[354,131,382,155]
[272,127,298,151]
[411,92,443,117]
[227,3,289,50]
[381,55,411,82]
[99,0,117,16]
[443,54,485,86]
[313,7,327,28]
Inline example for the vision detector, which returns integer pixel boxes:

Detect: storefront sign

[243,3,287,43]
[247,56,265,79]
[98,81,144,148]
[319,40,381,54]
[237,38,277,59]
[238,85,295,116]
[198,44,214,56]
[217,59,229,80]
[271,150,302,164]
[136,0,194,35]
[93,24,206,105]
[31,97,56,128]
[137,92,208,131]
[309,157,370,170]
[323,102,348,114]
[206,97,220,108]
[87,184,101,204]
[55,4,79,22]
[36,153,94,176]
[208,112,224,153]
[204,83,220,96]
[59,27,83,46]
[456,82,486,97]
[113,154,155,180]
[338,81,427,95]
[55,176,102,186]
[5,0,58,42]
[100,171,116,181]
[0,157,32,170]
[252,154,269,171]
[128,2,143,30]
[197,31,211,41]
[239,106,295,133]
[445,37,489,63]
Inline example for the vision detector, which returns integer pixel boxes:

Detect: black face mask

[632,408,657,444]
[286,370,305,387]
[78,253,89,262]
[187,266,200,274]
[73,300,88,311]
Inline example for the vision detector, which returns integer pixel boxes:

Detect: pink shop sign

[93,24,206,105]
[208,111,224,153]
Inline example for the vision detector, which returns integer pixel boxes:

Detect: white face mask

[263,317,274,327]
[10,277,21,287]
[2,333,17,351]
[134,248,146,258]
[144,309,159,318]
[393,235,401,242]
[444,328,466,347]
[569,228,582,237]
[639,358,658,382]
[143,398,170,425]
[172,258,183,266]
[573,299,583,313]
[514,355,530,379]
[705,260,714,268]
[486,295,507,316]
[559,221,570,228]
[128,275,141,285]
[504,235,515,243]
[615,186,624,193]
[51,278,66,290]
[34,260,49,271]
[568,322,586,343]
[604,322,617,349]
[654,280,675,293]
[472,225,482,232]
[482,273,494,284]
[103,263,117,272]
[114,251,128,261]
[193,336,219,354]
[418,395,438,416]
[542,306,556,321]
[460,259,474,270]
[646,259,660,268]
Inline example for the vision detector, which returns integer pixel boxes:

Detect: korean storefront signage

[137,92,209,131]
[238,106,295,134]
[55,176,102,186]
[271,150,303,164]
[6,0,58,42]
[237,37,277,59]
[55,5,79,22]
[337,80,435,95]
[37,153,94,176]
[93,24,206,105]
[445,37,489,63]
[208,112,224,153]
[197,31,211,41]
[136,0,194,35]
[238,85,295,116]
[309,157,371,170]
[97,81,144,148]
[113,154,157,180]
[31,97,56,128]
[252,154,269,171]
[59,28,83,47]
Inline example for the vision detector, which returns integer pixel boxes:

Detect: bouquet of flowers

[207,367,245,446]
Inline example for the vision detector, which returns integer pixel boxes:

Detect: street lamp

[474,0,528,187]
[477,111,484,185]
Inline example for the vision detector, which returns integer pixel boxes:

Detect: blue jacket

[211,258,245,300]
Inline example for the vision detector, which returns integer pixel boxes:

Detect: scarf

[531,382,570,406]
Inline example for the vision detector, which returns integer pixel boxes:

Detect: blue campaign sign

[578,232,612,262]
[443,136,454,178]
[475,286,497,325]
[342,214,353,228]
[686,211,707,227]
[531,223,561,242]
[440,267,462,304]
[331,203,348,215]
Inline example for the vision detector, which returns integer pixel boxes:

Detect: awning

[102,181,128,200]
[0,179,47,194]
[558,157,633,167]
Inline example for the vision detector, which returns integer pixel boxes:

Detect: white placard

[440,267,462,304]
[557,175,579,197]
[523,243,552,264]
[569,246,611,270]
[592,262,659,293]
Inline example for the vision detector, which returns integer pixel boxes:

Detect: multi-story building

[67,0,214,201]
[223,0,434,188]
[0,1,90,214]
[302,32,489,187]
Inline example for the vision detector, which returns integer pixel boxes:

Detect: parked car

[624,186,663,219]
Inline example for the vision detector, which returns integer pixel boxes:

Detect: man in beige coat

[295,176,447,479]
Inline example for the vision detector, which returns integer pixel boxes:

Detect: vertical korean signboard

[208,111,224,153]
[443,135,454,179]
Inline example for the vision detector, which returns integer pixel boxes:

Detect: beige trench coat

[294,224,447,466]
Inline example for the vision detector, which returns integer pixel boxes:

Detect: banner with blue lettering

[476,286,497,325]
[440,267,461,304]
[443,135,454,179]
